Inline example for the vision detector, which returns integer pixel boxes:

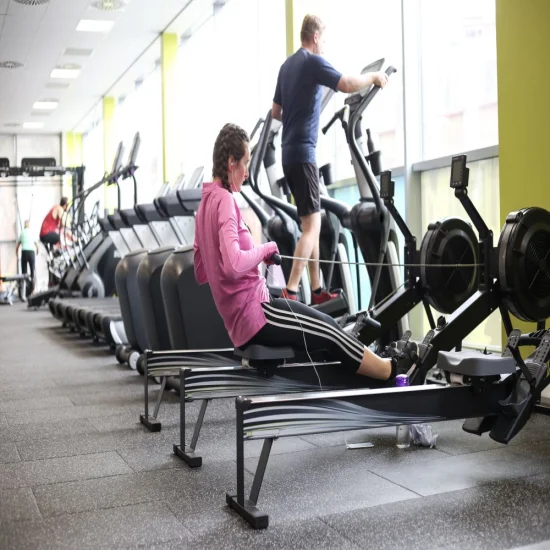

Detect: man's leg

[283,163,322,295]
[285,212,321,292]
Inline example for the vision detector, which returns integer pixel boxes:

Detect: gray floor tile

[511,543,550,550]
[0,502,190,550]
[0,451,132,489]
[0,418,98,444]
[0,442,20,463]
[371,439,550,497]
[416,415,550,456]
[0,387,58,402]
[0,488,41,523]
[69,387,180,407]
[33,459,246,517]
[117,443,188,473]
[5,403,139,425]
[241,445,418,523]
[0,379,60,392]
[180,516,361,550]
[322,472,550,550]
[16,425,179,461]
[0,413,7,427]
[0,396,74,414]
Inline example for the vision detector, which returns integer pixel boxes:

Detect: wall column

[161,33,178,186]
[103,96,116,214]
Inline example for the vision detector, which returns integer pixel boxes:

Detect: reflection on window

[420,0,498,159]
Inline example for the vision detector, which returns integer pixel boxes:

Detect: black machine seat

[438,350,517,377]
[234,345,295,361]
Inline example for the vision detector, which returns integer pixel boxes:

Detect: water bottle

[395,374,411,449]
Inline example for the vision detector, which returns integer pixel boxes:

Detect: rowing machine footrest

[437,351,516,377]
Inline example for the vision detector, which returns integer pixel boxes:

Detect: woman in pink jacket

[194,123,417,383]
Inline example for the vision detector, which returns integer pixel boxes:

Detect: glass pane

[175,0,285,178]
[113,63,163,207]
[420,0,498,159]
[295,0,404,174]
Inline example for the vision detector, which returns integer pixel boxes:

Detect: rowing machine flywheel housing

[498,207,550,322]
[419,217,479,314]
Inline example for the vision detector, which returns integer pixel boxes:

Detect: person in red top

[40,196,69,253]
[193,123,418,384]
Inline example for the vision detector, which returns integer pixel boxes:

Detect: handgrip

[269,253,282,266]
[322,107,346,135]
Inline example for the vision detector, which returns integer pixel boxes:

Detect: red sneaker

[280,288,298,301]
[311,289,340,305]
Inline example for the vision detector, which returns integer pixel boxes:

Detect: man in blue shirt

[272,14,387,305]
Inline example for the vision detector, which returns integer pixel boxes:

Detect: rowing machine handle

[269,253,282,266]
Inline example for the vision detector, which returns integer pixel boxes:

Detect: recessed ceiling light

[23,122,44,129]
[13,0,50,5]
[0,61,23,69]
[91,0,126,12]
[33,100,58,110]
[50,65,81,79]
[63,47,94,57]
[46,82,71,89]
[76,19,114,33]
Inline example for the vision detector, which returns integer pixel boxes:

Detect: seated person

[193,123,418,382]
[40,197,69,254]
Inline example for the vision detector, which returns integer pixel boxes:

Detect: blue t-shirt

[273,48,342,166]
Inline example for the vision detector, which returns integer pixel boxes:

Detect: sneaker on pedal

[281,288,298,301]
[386,341,419,379]
[311,289,339,305]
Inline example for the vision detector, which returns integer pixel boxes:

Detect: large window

[294,0,404,176]
[82,119,105,217]
[113,68,163,207]
[175,0,285,178]
[420,0,498,160]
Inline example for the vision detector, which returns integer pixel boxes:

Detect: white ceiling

[0,0,195,134]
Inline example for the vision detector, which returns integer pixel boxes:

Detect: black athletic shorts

[282,163,320,217]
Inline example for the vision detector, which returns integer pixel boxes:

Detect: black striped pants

[246,298,365,371]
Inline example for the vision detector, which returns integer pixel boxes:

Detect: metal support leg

[140,357,162,432]
[174,395,209,468]
[152,377,167,418]
[248,438,273,506]
[227,402,270,529]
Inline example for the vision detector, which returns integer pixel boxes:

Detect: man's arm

[337,71,388,94]
[15,241,20,255]
[272,102,283,122]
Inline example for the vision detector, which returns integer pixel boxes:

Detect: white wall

[0,134,62,292]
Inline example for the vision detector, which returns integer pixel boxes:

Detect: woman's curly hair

[212,123,249,192]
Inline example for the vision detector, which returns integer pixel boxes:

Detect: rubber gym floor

[1,303,550,549]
